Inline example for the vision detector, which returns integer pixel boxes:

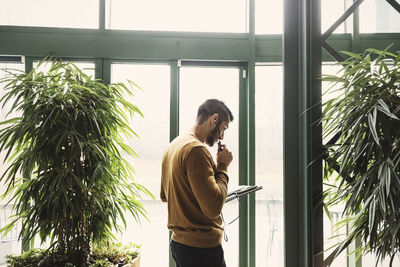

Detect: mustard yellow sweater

[160,133,229,248]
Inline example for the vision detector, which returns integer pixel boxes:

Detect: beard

[206,127,220,147]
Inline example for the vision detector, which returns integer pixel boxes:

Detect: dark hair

[196,99,234,124]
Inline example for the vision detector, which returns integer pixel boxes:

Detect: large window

[111,63,170,267]
[179,66,240,267]
[106,0,248,33]
[0,0,98,29]
[0,62,24,265]
[255,65,284,267]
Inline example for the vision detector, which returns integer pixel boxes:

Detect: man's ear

[211,113,219,126]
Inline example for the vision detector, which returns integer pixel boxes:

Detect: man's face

[206,121,229,147]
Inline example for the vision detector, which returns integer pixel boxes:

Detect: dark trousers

[170,240,227,267]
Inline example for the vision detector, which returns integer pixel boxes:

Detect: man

[160,99,234,267]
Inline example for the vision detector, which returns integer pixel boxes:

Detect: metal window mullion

[348,3,362,267]
[300,2,310,266]
[102,59,111,85]
[99,0,106,30]
[24,56,33,72]
[248,63,256,267]
[308,0,323,265]
[248,0,256,266]
[21,56,34,253]
[180,61,246,68]
[94,59,103,80]
[352,0,361,53]
[169,60,179,142]
[347,222,362,267]
[239,66,250,267]
[168,60,179,267]
[283,0,303,266]
[284,0,323,267]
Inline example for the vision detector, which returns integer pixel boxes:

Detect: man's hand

[216,144,233,169]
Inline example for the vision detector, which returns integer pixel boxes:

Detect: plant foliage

[5,242,140,267]
[322,47,400,266]
[91,241,140,266]
[0,58,152,266]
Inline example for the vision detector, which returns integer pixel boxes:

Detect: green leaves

[367,107,380,146]
[377,99,399,120]
[0,58,151,265]
[322,48,400,266]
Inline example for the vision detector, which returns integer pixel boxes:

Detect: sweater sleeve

[160,152,168,202]
[186,146,229,219]
[160,181,167,202]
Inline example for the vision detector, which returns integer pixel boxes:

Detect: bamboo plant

[0,59,152,266]
[322,47,400,266]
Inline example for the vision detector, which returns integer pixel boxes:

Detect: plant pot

[123,253,141,267]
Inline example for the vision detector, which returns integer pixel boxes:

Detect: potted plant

[321,47,400,266]
[0,58,152,266]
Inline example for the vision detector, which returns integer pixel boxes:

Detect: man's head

[196,99,234,146]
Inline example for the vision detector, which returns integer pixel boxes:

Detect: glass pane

[363,253,400,266]
[0,0,98,29]
[321,0,353,34]
[179,66,239,267]
[111,63,170,267]
[360,0,400,33]
[0,63,25,124]
[33,61,95,78]
[106,0,247,33]
[255,0,283,34]
[0,63,24,264]
[322,64,352,267]
[255,65,283,267]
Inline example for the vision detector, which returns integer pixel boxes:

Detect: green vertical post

[21,57,34,253]
[283,0,302,264]
[169,60,179,142]
[102,59,111,85]
[352,0,361,53]
[300,1,310,264]
[239,66,249,267]
[248,0,256,266]
[24,57,33,71]
[99,0,106,30]
[247,64,256,267]
[168,60,179,267]
[248,62,256,267]
[348,2,362,267]
[237,1,256,266]
[284,0,322,266]
[347,223,362,267]
[94,59,103,80]
[307,0,323,265]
